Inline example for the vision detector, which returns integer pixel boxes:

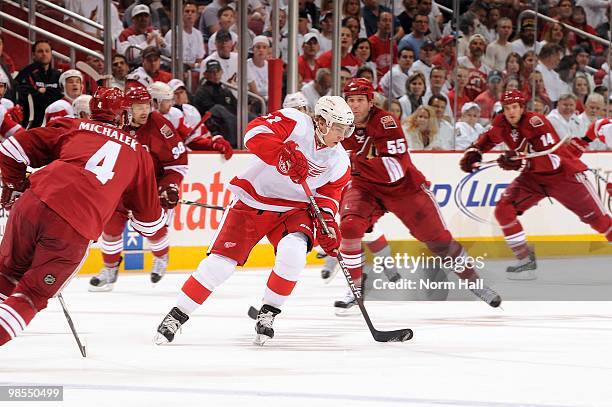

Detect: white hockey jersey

[43,98,74,126]
[229,108,351,215]
[0,98,14,110]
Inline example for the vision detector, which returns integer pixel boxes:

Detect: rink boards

[0,151,609,273]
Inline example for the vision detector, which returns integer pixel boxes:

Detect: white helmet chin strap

[314,116,331,146]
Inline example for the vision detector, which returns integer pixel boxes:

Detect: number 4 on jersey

[85,141,121,184]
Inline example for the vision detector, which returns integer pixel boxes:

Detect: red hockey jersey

[342,105,427,191]
[125,111,189,188]
[0,118,166,240]
[474,111,587,174]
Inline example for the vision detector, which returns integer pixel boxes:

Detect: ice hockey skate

[88,263,119,292]
[320,255,339,282]
[254,304,281,346]
[506,251,537,280]
[154,307,189,345]
[150,253,169,284]
[334,288,359,316]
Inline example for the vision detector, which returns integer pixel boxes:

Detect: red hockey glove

[158,183,179,209]
[211,135,233,160]
[6,105,24,124]
[276,141,309,184]
[497,150,524,171]
[1,178,30,210]
[566,137,589,158]
[315,211,341,257]
[460,148,482,173]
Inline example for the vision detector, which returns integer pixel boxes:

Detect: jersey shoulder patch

[160,123,174,139]
[380,115,397,129]
[529,115,545,128]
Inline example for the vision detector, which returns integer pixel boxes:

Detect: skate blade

[88,283,115,292]
[253,334,271,346]
[153,333,170,345]
[506,271,537,281]
[334,307,360,317]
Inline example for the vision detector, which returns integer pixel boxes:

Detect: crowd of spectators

[1,0,612,150]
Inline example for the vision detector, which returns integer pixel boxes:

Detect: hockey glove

[7,105,24,124]
[1,178,30,210]
[159,183,180,209]
[566,137,589,159]
[276,141,309,184]
[315,211,341,257]
[211,135,233,160]
[497,150,524,171]
[585,118,610,143]
[460,148,482,173]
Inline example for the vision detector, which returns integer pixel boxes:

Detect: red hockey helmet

[90,87,126,123]
[500,90,526,107]
[343,77,374,101]
[124,87,152,106]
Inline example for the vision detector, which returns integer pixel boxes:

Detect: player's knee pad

[192,253,237,291]
[100,234,123,255]
[274,233,308,281]
[340,215,369,240]
[494,200,518,226]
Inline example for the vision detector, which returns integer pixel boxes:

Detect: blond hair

[404,105,439,134]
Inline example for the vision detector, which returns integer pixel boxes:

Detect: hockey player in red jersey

[155,96,354,346]
[460,90,611,280]
[89,86,188,291]
[148,81,233,158]
[336,78,501,312]
[0,87,165,345]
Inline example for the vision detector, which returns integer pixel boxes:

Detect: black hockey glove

[497,151,524,171]
[159,183,180,209]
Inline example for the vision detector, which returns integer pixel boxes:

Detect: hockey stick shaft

[26,94,34,130]
[300,181,412,342]
[179,200,225,211]
[478,134,571,166]
[76,61,112,87]
[57,294,86,358]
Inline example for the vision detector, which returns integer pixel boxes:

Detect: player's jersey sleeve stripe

[0,137,30,166]
[382,157,403,182]
[164,165,189,177]
[243,124,274,145]
[130,212,167,236]
[5,124,22,139]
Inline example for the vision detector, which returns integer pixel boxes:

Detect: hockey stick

[25,94,34,130]
[179,200,225,211]
[301,181,413,343]
[57,294,87,358]
[184,111,212,145]
[76,61,112,87]
[478,134,571,166]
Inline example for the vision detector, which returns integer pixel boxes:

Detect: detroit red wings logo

[307,160,326,177]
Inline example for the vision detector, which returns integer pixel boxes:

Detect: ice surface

[1,261,612,407]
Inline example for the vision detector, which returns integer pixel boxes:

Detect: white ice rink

[1,262,612,407]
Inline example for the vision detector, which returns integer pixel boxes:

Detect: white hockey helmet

[59,69,83,90]
[147,81,174,103]
[283,92,309,110]
[72,94,92,118]
[0,69,9,85]
[314,95,355,137]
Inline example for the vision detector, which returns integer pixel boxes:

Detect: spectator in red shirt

[0,35,15,74]
[474,70,504,120]
[567,6,604,56]
[447,66,472,119]
[316,27,361,76]
[432,35,457,79]
[298,33,321,88]
[368,11,397,77]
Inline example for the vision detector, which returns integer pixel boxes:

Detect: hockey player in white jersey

[149,81,233,157]
[155,96,354,345]
[42,69,83,125]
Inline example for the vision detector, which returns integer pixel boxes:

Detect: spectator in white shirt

[317,12,333,56]
[427,94,455,146]
[408,39,436,88]
[200,30,238,84]
[458,34,491,77]
[455,102,485,150]
[546,93,581,140]
[537,43,565,103]
[573,46,596,90]
[247,36,271,100]
[404,105,452,150]
[379,47,415,99]
[423,66,452,118]
[301,68,332,111]
[511,18,542,57]
[576,93,608,150]
[116,4,166,63]
[163,1,205,70]
[485,17,514,71]
[208,6,238,55]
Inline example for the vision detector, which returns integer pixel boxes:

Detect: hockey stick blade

[76,61,112,86]
[248,306,258,320]
[301,181,414,343]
